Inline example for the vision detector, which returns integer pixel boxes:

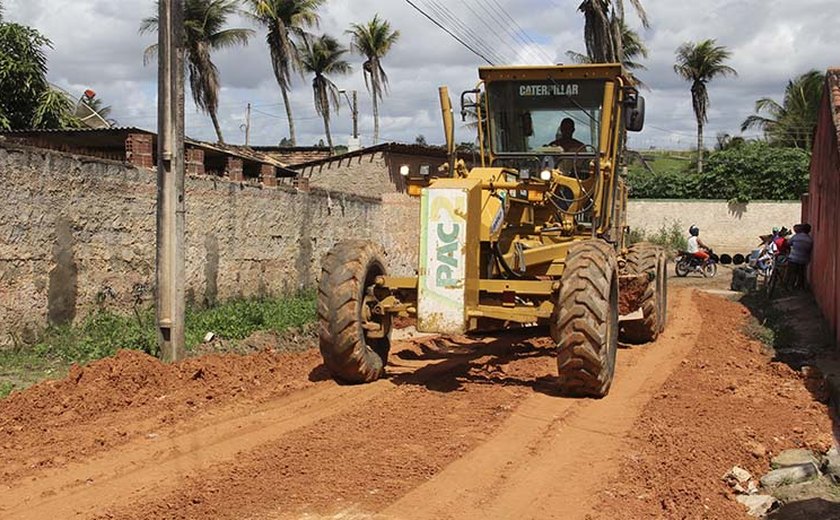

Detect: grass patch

[627,220,688,256]
[0,292,317,397]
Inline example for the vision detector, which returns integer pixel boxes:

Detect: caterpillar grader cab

[317,64,667,397]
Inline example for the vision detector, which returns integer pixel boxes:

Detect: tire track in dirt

[0,382,392,519]
[381,287,700,520]
[0,332,525,520]
[1,288,703,520]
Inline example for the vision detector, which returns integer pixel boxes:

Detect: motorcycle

[675,249,719,278]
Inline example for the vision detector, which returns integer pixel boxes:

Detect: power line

[404,0,496,65]
[475,0,554,64]
[459,0,522,64]
[424,0,509,64]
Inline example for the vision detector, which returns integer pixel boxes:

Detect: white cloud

[3,0,840,149]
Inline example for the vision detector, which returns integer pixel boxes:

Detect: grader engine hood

[417,179,481,334]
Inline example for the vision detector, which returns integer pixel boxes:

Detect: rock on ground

[737,494,778,517]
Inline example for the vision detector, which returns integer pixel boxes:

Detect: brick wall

[295,151,450,197]
[0,143,419,346]
[805,74,840,344]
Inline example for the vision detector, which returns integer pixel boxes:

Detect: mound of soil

[0,347,322,482]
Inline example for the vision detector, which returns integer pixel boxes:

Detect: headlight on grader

[399,164,410,176]
[540,169,552,181]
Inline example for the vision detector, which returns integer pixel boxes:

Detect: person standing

[787,223,813,289]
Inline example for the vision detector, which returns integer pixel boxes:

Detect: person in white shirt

[686,225,710,262]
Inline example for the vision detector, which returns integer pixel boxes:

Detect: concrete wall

[0,143,419,346]
[627,199,803,253]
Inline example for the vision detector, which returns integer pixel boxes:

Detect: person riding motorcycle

[686,225,710,263]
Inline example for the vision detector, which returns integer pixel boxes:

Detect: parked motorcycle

[675,249,719,278]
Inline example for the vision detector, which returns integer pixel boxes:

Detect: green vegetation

[348,14,401,144]
[628,220,687,253]
[0,293,316,398]
[0,17,81,130]
[299,33,351,151]
[627,142,810,202]
[742,70,824,151]
[673,39,738,174]
[141,0,254,143]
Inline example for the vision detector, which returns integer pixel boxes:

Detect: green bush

[628,220,687,254]
[628,142,810,202]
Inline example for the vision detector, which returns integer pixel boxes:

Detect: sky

[3,0,839,150]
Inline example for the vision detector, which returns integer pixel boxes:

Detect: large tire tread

[318,240,389,384]
[551,240,619,398]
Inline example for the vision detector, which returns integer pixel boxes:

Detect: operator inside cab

[547,117,586,152]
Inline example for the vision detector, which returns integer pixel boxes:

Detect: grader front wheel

[318,240,391,384]
[551,240,619,398]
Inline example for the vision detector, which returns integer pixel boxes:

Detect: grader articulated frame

[317,64,667,397]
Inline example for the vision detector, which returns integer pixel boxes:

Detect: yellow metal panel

[479,64,624,82]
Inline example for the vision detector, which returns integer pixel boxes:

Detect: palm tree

[673,39,737,173]
[244,0,325,146]
[566,20,648,86]
[298,34,351,151]
[140,0,253,144]
[741,70,824,151]
[347,15,400,144]
[577,0,649,64]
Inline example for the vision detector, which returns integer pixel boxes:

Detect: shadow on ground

[768,497,840,519]
[387,328,567,396]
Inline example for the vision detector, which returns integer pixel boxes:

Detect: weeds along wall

[627,199,803,254]
[0,143,419,347]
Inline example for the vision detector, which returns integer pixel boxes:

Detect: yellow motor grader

[317,64,667,397]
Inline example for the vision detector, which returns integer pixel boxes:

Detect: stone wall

[0,144,419,346]
[627,199,803,253]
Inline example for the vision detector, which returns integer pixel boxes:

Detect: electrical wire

[424,0,511,64]
[404,0,496,65]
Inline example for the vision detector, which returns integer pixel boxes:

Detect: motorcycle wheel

[702,262,718,278]
[675,259,690,277]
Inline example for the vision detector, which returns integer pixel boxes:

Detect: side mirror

[625,95,645,132]
[521,112,533,136]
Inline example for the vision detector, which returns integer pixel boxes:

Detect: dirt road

[0,287,832,519]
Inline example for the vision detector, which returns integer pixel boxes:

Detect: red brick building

[803,68,840,344]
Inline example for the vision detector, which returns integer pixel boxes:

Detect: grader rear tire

[318,240,390,384]
[620,242,662,344]
[551,240,619,398]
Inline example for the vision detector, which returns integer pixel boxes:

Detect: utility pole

[341,89,360,151]
[245,103,251,146]
[351,90,358,140]
[156,0,186,362]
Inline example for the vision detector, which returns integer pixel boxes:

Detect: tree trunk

[281,87,296,146]
[373,94,380,145]
[696,121,704,174]
[210,109,225,144]
[323,115,333,152]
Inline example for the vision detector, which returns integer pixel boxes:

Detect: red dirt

[0,348,322,481]
[0,288,833,520]
[588,292,833,520]
[619,275,649,314]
